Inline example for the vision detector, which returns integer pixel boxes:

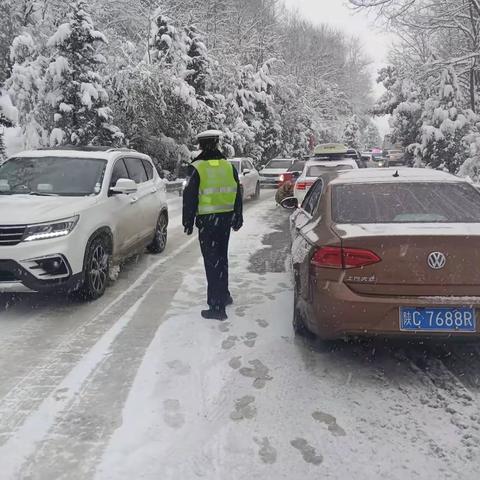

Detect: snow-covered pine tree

[361,121,381,149]
[149,12,188,67]
[184,25,211,99]
[44,0,122,146]
[0,108,10,160]
[6,33,48,149]
[275,77,311,158]
[418,67,473,173]
[343,115,361,149]
[252,60,282,164]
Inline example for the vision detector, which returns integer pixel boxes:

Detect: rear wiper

[29,192,59,197]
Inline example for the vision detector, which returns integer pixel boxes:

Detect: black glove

[232,215,243,232]
[184,225,193,235]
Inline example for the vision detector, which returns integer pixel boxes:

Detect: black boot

[225,295,234,306]
[201,306,228,321]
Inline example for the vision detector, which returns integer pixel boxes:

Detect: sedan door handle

[130,196,138,204]
[150,187,157,194]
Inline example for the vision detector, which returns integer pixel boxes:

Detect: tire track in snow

[0,237,197,478]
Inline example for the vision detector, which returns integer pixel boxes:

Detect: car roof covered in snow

[11,147,150,161]
[329,167,464,185]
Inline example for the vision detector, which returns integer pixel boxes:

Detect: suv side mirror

[280,196,299,210]
[291,171,301,179]
[110,178,138,195]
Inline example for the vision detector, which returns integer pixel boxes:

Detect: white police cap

[197,129,223,141]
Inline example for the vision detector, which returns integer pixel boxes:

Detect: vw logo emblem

[427,252,447,270]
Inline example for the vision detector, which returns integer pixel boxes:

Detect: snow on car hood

[334,223,480,238]
[0,195,99,225]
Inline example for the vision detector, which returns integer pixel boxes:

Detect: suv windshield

[266,160,293,169]
[333,182,480,224]
[0,156,107,196]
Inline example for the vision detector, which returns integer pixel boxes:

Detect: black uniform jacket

[182,149,243,231]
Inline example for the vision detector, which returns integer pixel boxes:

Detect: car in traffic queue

[361,150,385,168]
[293,158,358,203]
[278,159,307,187]
[385,149,407,167]
[282,167,480,340]
[228,157,260,200]
[259,158,295,188]
[0,147,168,300]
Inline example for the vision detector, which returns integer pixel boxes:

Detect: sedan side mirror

[280,196,299,210]
[110,178,138,195]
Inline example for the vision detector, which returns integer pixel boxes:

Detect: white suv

[0,147,168,299]
[228,158,260,200]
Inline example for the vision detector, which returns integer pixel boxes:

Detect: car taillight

[279,174,285,182]
[296,181,313,191]
[311,246,381,269]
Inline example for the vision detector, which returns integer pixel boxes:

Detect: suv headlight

[23,216,79,242]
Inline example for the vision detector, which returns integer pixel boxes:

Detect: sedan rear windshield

[266,160,293,169]
[288,161,305,172]
[307,164,353,177]
[0,156,107,196]
[332,182,480,223]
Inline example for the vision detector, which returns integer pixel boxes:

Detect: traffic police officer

[183,130,243,321]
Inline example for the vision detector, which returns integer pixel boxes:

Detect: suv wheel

[253,182,260,200]
[80,236,110,300]
[148,212,168,254]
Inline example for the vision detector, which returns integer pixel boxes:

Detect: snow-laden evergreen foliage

[343,115,361,149]
[0,0,376,168]
[44,1,122,146]
[417,68,473,173]
[6,33,48,149]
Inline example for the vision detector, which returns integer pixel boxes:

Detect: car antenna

[393,170,400,178]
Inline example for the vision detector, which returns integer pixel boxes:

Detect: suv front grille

[0,225,26,246]
[0,270,16,282]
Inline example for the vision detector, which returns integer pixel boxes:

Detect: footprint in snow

[229,356,242,370]
[230,396,256,421]
[166,360,191,376]
[244,332,258,348]
[222,336,238,350]
[163,399,185,429]
[254,437,277,464]
[218,322,231,333]
[239,359,272,389]
[312,411,346,437]
[290,438,323,465]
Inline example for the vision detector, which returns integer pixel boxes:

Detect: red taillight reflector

[311,247,381,269]
[296,181,313,191]
[311,247,343,268]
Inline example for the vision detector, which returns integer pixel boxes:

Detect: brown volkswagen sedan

[285,168,480,340]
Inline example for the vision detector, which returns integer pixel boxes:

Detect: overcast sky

[283,0,393,136]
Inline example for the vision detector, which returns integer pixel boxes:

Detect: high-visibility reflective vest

[193,159,237,215]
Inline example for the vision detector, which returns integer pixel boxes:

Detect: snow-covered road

[1,192,480,479]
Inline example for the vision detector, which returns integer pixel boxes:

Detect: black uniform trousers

[196,212,233,308]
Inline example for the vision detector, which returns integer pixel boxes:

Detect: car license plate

[399,307,476,333]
